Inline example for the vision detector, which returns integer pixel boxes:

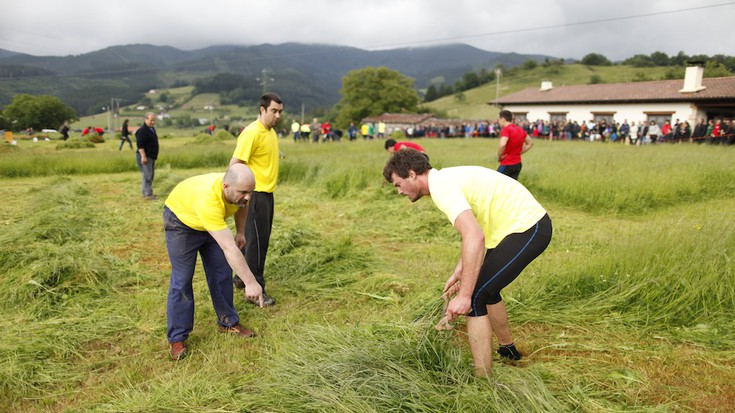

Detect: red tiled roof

[362,113,436,124]
[493,77,735,105]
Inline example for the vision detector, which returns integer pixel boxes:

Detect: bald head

[224,163,255,186]
[223,163,256,208]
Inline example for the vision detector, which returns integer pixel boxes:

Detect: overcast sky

[0,0,733,61]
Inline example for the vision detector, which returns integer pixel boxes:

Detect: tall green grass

[523,142,735,214]
[0,139,234,178]
[0,136,733,411]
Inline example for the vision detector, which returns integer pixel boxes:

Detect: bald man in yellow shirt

[164,163,264,361]
[383,149,552,377]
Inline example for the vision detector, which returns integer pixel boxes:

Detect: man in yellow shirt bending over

[164,163,264,361]
[383,149,552,377]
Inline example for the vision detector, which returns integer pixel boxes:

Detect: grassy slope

[0,137,733,412]
[71,87,260,134]
[422,64,672,120]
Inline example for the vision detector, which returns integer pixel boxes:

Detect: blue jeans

[136,152,155,197]
[164,207,239,343]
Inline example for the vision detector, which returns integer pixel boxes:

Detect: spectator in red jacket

[385,138,425,153]
[82,126,105,136]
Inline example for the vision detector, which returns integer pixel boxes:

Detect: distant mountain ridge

[0,43,554,116]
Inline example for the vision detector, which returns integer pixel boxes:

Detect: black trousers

[241,191,274,292]
[497,163,522,180]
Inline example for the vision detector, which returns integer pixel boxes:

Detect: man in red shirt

[385,138,425,153]
[712,118,723,144]
[497,110,534,180]
[660,120,672,142]
[82,126,105,136]
[385,138,429,160]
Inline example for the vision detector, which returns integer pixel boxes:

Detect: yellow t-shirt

[428,167,547,249]
[232,119,279,193]
[165,173,239,232]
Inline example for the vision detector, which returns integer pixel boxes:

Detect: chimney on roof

[540,80,553,91]
[679,62,706,93]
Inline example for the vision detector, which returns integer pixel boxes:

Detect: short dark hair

[383,148,432,183]
[384,139,397,150]
[499,110,513,122]
[260,93,282,110]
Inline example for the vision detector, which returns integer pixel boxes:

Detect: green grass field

[0,136,733,412]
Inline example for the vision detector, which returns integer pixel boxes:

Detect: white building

[492,65,735,125]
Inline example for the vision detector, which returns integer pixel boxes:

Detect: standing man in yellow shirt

[383,149,552,377]
[299,121,310,143]
[291,119,300,143]
[164,163,264,361]
[230,93,283,307]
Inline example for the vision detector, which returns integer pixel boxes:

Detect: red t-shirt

[500,124,526,165]
[394,141,425,152]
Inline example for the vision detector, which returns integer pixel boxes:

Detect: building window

[645,113,673,127]
[513,112,528,123]
[592,112,615,124]
[549,112,567,123]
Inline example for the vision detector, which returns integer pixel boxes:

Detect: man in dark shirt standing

[136,112,159,200]
[497,110,534,180]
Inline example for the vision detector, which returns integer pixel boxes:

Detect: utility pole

[107,98,113,132]
[257,69,274,94]
[111,98,121,131]
[495,67,502,106]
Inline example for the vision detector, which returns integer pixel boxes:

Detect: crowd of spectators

[518,118,734,145]
[398,117,735,145]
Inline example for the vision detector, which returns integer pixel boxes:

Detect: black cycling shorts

[469,214,552,317]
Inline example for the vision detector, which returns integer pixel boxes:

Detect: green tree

[478,68,495,84]
[703,61,733,77]
[3,94,77,131]
[581,53,612,66]
[712,54,735,72]
[624,54,654,67]
[139,96,153,107]
[650,51,670,66]
[336,67,418,127]
[670,51,690,67]
[523,59,538,70]
[439,84,454,98]
[424,84,439,102]
[461,71,481,90]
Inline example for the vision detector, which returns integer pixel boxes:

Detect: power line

[361,2,735,50]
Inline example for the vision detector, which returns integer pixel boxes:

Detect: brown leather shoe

[170,341,187,361]
[217,323,255,337]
